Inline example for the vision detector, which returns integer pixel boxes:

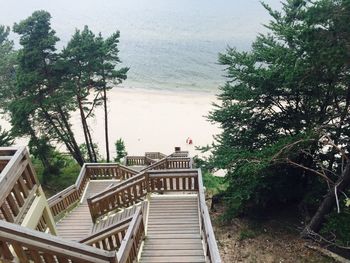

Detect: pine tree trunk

[86,121,97,162]
[77,96,94,162]
[301,163,350,236]
[103,85,110,162]
[57,107,85,165]
[28,127,52,185]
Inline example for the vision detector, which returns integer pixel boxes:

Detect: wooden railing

[125,156,156,166]
[88,169,198,222]
[0,147,40,224]
[88,173,149,222]
[80,206,145,263]
[80,216,133,250]
[117,207,145,263]
[170,151,189,157]
[197,169,222,263]
[0,220,118,263]
[145,152,166,160]
[48,163,138,220]
[148,169,198,192]
[140,157,192,171]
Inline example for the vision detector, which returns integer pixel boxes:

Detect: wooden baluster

[43,253,56,263]
[115,233,121,248]
[17,176,29,198]
[169,177,174,190]
[12,183,25,207]
[108,236,114,250]
[57,256,70,263]
[127,187,132,206]
[23,168,34,190]
[163,178,167,191]
[12,242,30,263]
[1,203,14,222]
[28,249,42,263]
[0,241,14,260]
[175,177,180,190]
[6,193,19,216]
[102,239,108,250]
[132,184,137,200]
[194,176,199,190]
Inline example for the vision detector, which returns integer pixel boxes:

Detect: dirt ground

[211,206,335,263]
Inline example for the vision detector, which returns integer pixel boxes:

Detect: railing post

[146,173,150,192]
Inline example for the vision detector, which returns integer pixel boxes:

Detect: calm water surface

[0,0,281,92]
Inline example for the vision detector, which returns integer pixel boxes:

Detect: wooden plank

[29,249,43,263]
[0,240,14,260]
[140,256,205,263]
[142,250,204,256]
[12,242,30,263]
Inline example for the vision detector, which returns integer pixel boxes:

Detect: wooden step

[140,256,205,263]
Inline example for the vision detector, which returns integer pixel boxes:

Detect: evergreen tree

[62,26,101,163]
[114,138,127,163]
[0,126,13,146]
[95,32,128,162]
[209,0,350,236]
[10,11,84,174]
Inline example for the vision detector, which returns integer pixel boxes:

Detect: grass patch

[32,155,81,197]
[203,172,228,195]
[238,228,259,241]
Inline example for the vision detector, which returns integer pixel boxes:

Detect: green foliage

[32,153,81,196]
[0,126,13,146]
[0,25,16,110]
[321,205,350,246]
[79,143,101,162]
[238,228,259,241]
[203,173,227,195]
[114,138,127,163]
[208,0,350,221]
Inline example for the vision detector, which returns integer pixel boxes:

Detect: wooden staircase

[140,195,205,263]
[0,148,221,263]
[56,180,117,241]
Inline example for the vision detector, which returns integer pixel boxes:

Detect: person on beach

[186,137,193,145]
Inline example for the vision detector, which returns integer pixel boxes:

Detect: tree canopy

[0,10,128,182]
[208,0,350,239]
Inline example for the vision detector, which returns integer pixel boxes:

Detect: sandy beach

[1,87,220,158]
[82,87,220,157]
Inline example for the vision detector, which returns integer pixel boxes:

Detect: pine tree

[209,0,350,235]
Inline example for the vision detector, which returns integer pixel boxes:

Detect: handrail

[145,152,166,160]
[87,155,192,211]
[197,169,222,263]
[0,220,118,263]
[88,172,146,202]
[117,207,145,263]
[0,147,40,224]
[80,216,133,250]
[88,169,199,222]
[170,151,189,157]
[88,174,148,222]
[125,156,155,166]
[48,163,139,219]
[140,156,192,172]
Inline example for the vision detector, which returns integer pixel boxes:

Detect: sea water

[0,0,281,93]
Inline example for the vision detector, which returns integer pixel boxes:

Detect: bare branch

[286,158,334,184]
